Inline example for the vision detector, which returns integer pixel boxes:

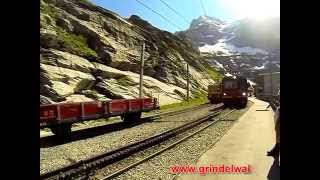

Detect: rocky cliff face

[40,0,217,105]
[176,16,226,47]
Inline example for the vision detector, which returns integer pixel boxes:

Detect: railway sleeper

[223,100,247,109]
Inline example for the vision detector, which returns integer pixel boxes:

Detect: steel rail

[100,110,236,180]
[40,107,224,179]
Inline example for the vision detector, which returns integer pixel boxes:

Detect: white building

[255,72,280,97]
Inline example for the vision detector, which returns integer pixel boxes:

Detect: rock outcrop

[40,0,219,105]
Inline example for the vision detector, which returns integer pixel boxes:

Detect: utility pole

[186,63,190,102]
[139,43,145,98]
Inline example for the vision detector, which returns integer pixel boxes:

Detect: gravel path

[40,104,215,174]
[92,103,252,180]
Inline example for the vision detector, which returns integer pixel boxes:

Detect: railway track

[145,102,214,118]
[40,106,234,180]
[40,103,221,147]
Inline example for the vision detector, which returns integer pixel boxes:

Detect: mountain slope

[176,16,280,80]
[40,0,219,105]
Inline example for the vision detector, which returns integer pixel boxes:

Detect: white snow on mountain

[206,59,227,71]
[198,16,224,26]
[214,60,225,69]
[240,63,250,67]
[253,61,269,70]
[187,16,276,57]
[248,80,256,86]
[178,15,279,80]
[225,73,233,77]
[199,39,269,55]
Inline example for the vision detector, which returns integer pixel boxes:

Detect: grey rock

[40,0,218,105]
[40,95,55,104]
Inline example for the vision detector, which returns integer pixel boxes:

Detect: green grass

[206,67,223,82]
[198,54,224,82]
[41,1,58,19]
[41,0,97,58]
[55,27,97,57]
[82,90,99,99]
[116,76,136,86]
[79,0,93,5]
[159,92,208,112]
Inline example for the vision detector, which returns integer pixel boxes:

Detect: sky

[91,0,280,33]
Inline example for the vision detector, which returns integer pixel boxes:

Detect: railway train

[221,76,249,107]
[207,83,222,104]
[40,98,159,136]
[208,76,249,108]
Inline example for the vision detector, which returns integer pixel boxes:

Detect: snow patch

[199,41,269,55]
[248,80,256,86]
[240,63,249,67]
[253,61,268,70]
[214,60,224,69]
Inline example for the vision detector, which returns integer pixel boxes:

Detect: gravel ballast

[93,103,252,180]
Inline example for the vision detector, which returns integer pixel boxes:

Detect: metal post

[186,63,190,101]
[269,58,273,99]
[139,43,145,98]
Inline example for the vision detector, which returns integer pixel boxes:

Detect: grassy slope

[160,95,207,112]
[157,54,223,112]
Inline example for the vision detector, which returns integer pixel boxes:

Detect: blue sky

[91,0,237,33]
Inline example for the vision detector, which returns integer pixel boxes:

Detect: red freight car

[40,98,159,136]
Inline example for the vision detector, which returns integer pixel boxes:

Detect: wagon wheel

[50,124,72,137]
[223,102,230,108]
[122,112,142,124]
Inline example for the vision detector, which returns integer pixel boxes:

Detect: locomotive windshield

[222,77,248,90]
[223,80,238,90]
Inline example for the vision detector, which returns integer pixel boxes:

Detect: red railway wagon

[40,98,159,136]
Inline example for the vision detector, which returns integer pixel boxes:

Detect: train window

[223,80,238,89]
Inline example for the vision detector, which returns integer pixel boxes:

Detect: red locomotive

[40,98,159,136]
[221,76,249,108]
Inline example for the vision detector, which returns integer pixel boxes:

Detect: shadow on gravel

[222,104,245,110]
[40,116,158,148]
